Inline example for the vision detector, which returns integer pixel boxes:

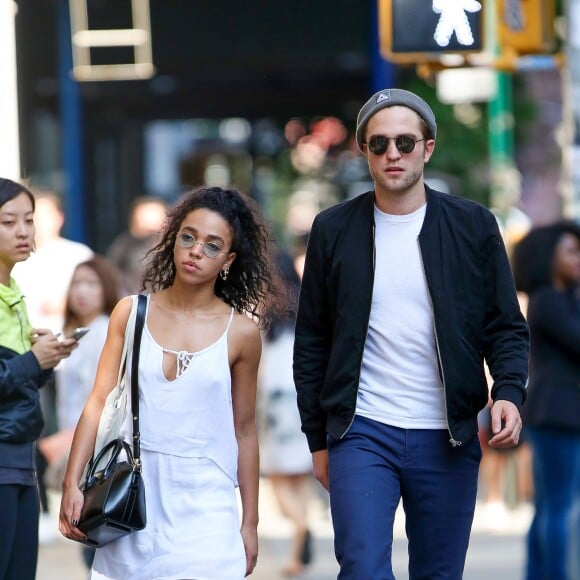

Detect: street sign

[379,0,484,63]
[436,67,497,103]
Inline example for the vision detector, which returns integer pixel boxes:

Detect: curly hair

[512,220,580,295]
[141,186,286,328]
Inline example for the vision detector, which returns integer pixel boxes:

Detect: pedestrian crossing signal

[378,0,484,63]
[497,0,556,54]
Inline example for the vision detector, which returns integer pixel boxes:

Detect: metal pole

[487,0,517,216]
[59,0,87,242]
[370,0,395,91]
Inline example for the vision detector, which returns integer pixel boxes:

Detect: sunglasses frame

[366,135,425,155]
[176,231,226,259]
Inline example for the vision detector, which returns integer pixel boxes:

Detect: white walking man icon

[432,0,482,47]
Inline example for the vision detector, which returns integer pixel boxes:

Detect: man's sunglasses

[366,135,425,155]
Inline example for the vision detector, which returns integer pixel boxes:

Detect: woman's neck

[0,262,13,287]
[160,283,222,314]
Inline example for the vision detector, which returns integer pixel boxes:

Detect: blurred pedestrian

[293,88,529,579]
[11,188,93,541]
[0,178,77,580]
[106,195,167,294]
[513,220,580,580]
[37,255,122,569]
[259,252,313,576]
[59,186,286,579]
[12,189,93,333]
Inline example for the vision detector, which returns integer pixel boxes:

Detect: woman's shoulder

[107,295,135,332]
[229,312,261,352]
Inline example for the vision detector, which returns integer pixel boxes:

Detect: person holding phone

[38,256,121,486]
[0,178,77,580]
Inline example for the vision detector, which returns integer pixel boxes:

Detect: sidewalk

[37,481,532,579]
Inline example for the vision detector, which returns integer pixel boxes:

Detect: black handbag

[77,294,147,547]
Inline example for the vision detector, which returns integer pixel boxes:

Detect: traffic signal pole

[487,0,518,218]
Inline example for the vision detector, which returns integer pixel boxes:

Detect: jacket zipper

[418,239,462,447]
[339,222,376,439]
[14,305,27,352]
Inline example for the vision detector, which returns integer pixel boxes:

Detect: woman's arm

[58,296,133,541]
[528,289,580,358]
[230,315,261,577]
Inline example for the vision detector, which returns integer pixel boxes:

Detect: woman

[513,220,580,580]
[39,255,122,466]
[37,255,121,568]
[0,178,76,580]
[59,186,284,579]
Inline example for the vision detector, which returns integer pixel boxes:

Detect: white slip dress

[89,297,246,580]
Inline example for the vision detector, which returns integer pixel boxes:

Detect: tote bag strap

[116,296,139,392]
[131,294,147,465]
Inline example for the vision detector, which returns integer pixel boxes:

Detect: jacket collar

[367,184,441,228]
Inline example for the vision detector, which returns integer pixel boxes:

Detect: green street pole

[487,0,517,210]
[487,0,520,510]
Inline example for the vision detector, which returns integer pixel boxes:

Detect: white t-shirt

[55,314,109,429]
[12,238,93,332]
[356,204,447,429]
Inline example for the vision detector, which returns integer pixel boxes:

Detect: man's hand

[488,400,522,449]
[312,449,329,491]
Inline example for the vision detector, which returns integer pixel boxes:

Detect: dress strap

[225,307,235,332]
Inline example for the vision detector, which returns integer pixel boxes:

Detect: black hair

[512,220,580,294]
[0,178,35,210]
[141,186,287,328]
[265,251,300,342]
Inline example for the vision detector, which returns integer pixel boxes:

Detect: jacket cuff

[491,382,527,409]
[11,350,45,381]
[305,430,327,453]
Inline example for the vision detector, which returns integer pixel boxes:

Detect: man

[293,88,529,579]
[106,195,167,294]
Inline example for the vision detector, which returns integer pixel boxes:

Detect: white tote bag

[90,295,139,467]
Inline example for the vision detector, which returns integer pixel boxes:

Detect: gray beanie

[356,88,437,152]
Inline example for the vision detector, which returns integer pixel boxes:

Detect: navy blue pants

[0,484,39,580]
[328,415,481,580]
[525,427,580,580]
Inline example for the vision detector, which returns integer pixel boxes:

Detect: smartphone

[66,327,90,341]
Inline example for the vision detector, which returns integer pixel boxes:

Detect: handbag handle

[130,294,147,467]
[84,438,134,488]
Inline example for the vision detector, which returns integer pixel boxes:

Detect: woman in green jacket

[0,178,77,580]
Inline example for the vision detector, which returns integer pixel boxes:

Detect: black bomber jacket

[293,186,529,452]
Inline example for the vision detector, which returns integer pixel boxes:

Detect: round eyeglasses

[366,135,425,155]
[176,232,226,259]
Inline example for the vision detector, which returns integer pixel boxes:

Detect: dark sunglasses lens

[368,135,417,155]
[395,135,416,154]
[368,136,388,155]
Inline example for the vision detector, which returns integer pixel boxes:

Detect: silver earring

[220,267,229,281]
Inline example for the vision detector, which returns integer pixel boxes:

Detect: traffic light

[378,0,484,63]
[497,0,556,54]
